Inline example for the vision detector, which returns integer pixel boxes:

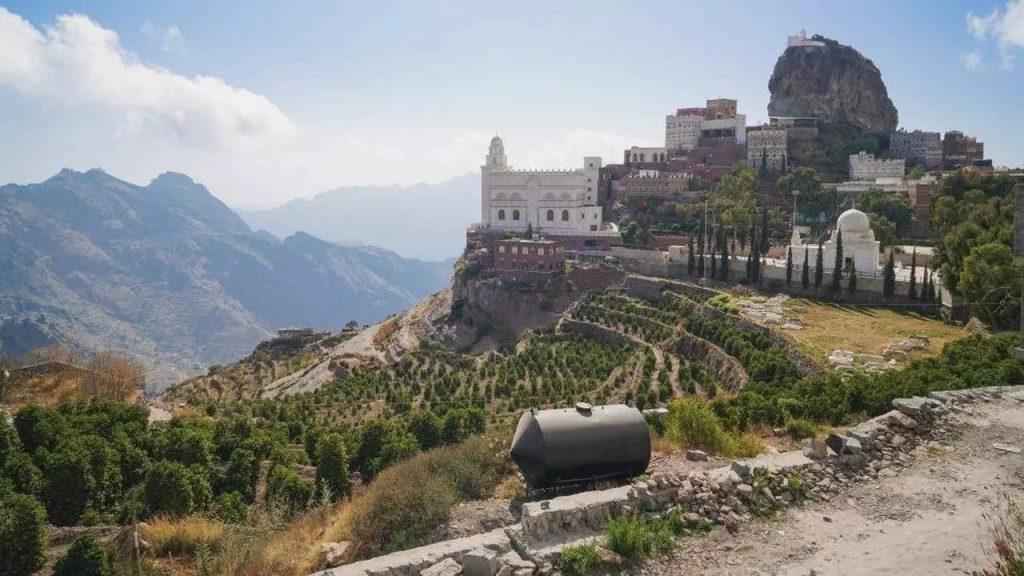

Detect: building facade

[623,146,669,167]
[906,176,938,221]
[943,131,984,168]
[889,129,942,168]
[849,151,905,181]
[480,137,610,237]
[611,171,696,201]
[493,238,565,279]
[665,100,746,152]
[746,128,788,171]
[787,29,826,48]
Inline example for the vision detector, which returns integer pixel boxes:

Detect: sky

[1,1,1022,209]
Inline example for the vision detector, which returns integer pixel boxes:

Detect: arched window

[561,209,569,221]
[498,209,505,220]
[640,153,645,162]
[512,209,520,221]
[631,153,637,162]
[546,209,554,221]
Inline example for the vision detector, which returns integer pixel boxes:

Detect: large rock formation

[768,35,898,134]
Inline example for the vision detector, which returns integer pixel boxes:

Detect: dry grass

[140,516,227,557]
[779,298,966,367]
[372,317,401,347]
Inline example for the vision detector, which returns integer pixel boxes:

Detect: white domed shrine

[789,208,880,276]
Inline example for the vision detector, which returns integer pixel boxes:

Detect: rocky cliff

[768,35,898,134]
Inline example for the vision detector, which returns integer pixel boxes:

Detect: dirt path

[640,398,1024,576]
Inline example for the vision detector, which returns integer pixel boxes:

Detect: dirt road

[640,396,1024,576]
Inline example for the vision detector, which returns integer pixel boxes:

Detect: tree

[85,350,145,401]
[315,433,352,500]
[14,404,64,455]
[407,411,443,451]
[814,241,824,290]
[0,493,47,576]
[786,247,793,286]
[848,260,857,294]
[759,204,769,253]
[267,465,313,513]
[709,248,717,280]
[883,249,896,298]
[53,534,112,576]
[223,447,259,501]
[928,269,938,304]
[919,266,930,304]
[958,242,1021,328]
[801,248,810,290]
[720,241,730,281]
[908,165,926,180]
[3,452,43,496]
[696,219,706,278]
[686,236,695,275]
[858,187,913,232]
[831,229,844,293]
[345,319,360,331]
[867,212,897,251]
[44,444,95,525]
[0,417,16,468]
[908,248,918,300]
[142,460,194,517]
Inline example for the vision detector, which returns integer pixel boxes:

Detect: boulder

[801,438,828,459]
[320,541,352,568]
[422,558,463,576]
[595,546,623,566]
[462,548,500,576]
[892,397,944,420]
[686,450,709,461]
[825,434,862,455]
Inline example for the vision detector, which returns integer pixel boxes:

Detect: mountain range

[0,169,453,389]
[239,173,479,261]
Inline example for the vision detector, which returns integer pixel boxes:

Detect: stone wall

[559,318,643,349]
[669,330,748,391]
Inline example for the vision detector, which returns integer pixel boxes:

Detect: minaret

[482,136,508,227]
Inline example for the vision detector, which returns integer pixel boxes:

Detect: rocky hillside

[0,169,452,389]
[768,34,898,133]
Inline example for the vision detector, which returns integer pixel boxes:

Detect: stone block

[686,449,709,461]
[801,438,828,459]
[462,548,500,576]
[422,558,463,576]
[825,434,861,455]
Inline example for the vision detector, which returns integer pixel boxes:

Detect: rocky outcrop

[768,35,898,133]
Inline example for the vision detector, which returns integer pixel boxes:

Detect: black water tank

[509,403,651,489]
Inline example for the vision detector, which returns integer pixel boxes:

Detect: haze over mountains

[0,169,453,388]
[239,173,479,261]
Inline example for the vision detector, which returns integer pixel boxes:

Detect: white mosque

[790,208,880,273]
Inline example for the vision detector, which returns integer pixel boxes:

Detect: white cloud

[961,50,983,71]
[967,0,1024,69]
[0,8,292,147]
[161,25,186,54]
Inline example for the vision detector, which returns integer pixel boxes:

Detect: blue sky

[0,1,1021,207]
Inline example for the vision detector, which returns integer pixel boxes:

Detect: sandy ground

[639,397,1024,576]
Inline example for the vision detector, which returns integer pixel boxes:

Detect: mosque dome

[836,208,871,234]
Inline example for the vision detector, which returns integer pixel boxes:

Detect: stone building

[943,131,984,168]
[746,128,787,171]
[623,146,669,167]
[849,151,905,181]
[665,100,747,152]
[611,171,696,201]
[890,129,942,168]
[790,208,880,274]
[906,176,939,221]
[769,116,820,140]
[493,238,565,280]
[480,137,615,245]
[787,29,826,48]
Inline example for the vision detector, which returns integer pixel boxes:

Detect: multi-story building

[890,129,943,168]
[906,176,939,221]
[493,238,565,281]
[746,128,788,171]
[943,131,985,168]
[623,146,669,168]
[665,100,746,152]
[849,151,905,180]
[480,137,618,246]
[611,171,697,202]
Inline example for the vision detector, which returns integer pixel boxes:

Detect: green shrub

[604,512,676,560]
[315,433,352,500]
[267,466,313,513]
[53,534,113,576]
[0,493,48,576]
[2,451,43,496]
[665,398,731,455]
[142,460,194,517]
[43,443,95,525]
[213,491,249,524]
[557,543,602,576]
[786,418,817,440]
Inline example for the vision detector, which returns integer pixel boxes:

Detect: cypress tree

[710,248,717,280]
[907,248,918,300]
[786,247,793,286]
[759,205,769,253]
[919,266,929,304]
[720,240,730,281]
[687,236,695,276]
[814,240,824,290]
[801,248,810,289]
[928,270,938,304]
[830,229,844,293]
[883,248,896,298]
[848,260,857,293]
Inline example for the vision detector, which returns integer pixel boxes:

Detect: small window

[561,210,569,221]
[498,209,505,220]
[538,248,545,256]
[590,224,598,231]
[498,245,505,253]
[546,209,554,221]
[512,209,520,221]
[512,246,519,254]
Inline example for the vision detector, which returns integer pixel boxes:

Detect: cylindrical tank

[509,403,651,489]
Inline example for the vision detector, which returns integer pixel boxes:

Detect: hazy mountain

[239,173,479,261]
[0,169,453,389]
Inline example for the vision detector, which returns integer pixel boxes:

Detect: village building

[787,29,826,48]
[746,128,787,171]
[849,151,905,181]
[493,238,565,281]
[611,171,696,202]
[769,116,821,140]
[480,137,618,248]
[906,176,939,221]
[890,129,942,168]
[665,99,746,152]
[942,131,985,168]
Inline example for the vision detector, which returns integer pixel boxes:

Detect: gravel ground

[635,397,1024,576]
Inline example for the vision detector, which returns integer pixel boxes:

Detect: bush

[786,418,817,440]
[267,465,313,513]
[142,460,195,517]
[3,451,43,496]
[44,444,95,525]
[53,534,113,576]
[0,493,48,576]
[664,398,731,455]
[557,543,602,576]
[315,433,352,501]
[213,491,249,524]
[604,511,674,560]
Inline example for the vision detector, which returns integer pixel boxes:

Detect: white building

[665,109,705,151]
[787,29,826,48]
[665,100,746,152]
[746,129,787,171]
[790,208,880,274]
[480,137,608,236]
[624,146,668,165]
[849,151,905,181]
